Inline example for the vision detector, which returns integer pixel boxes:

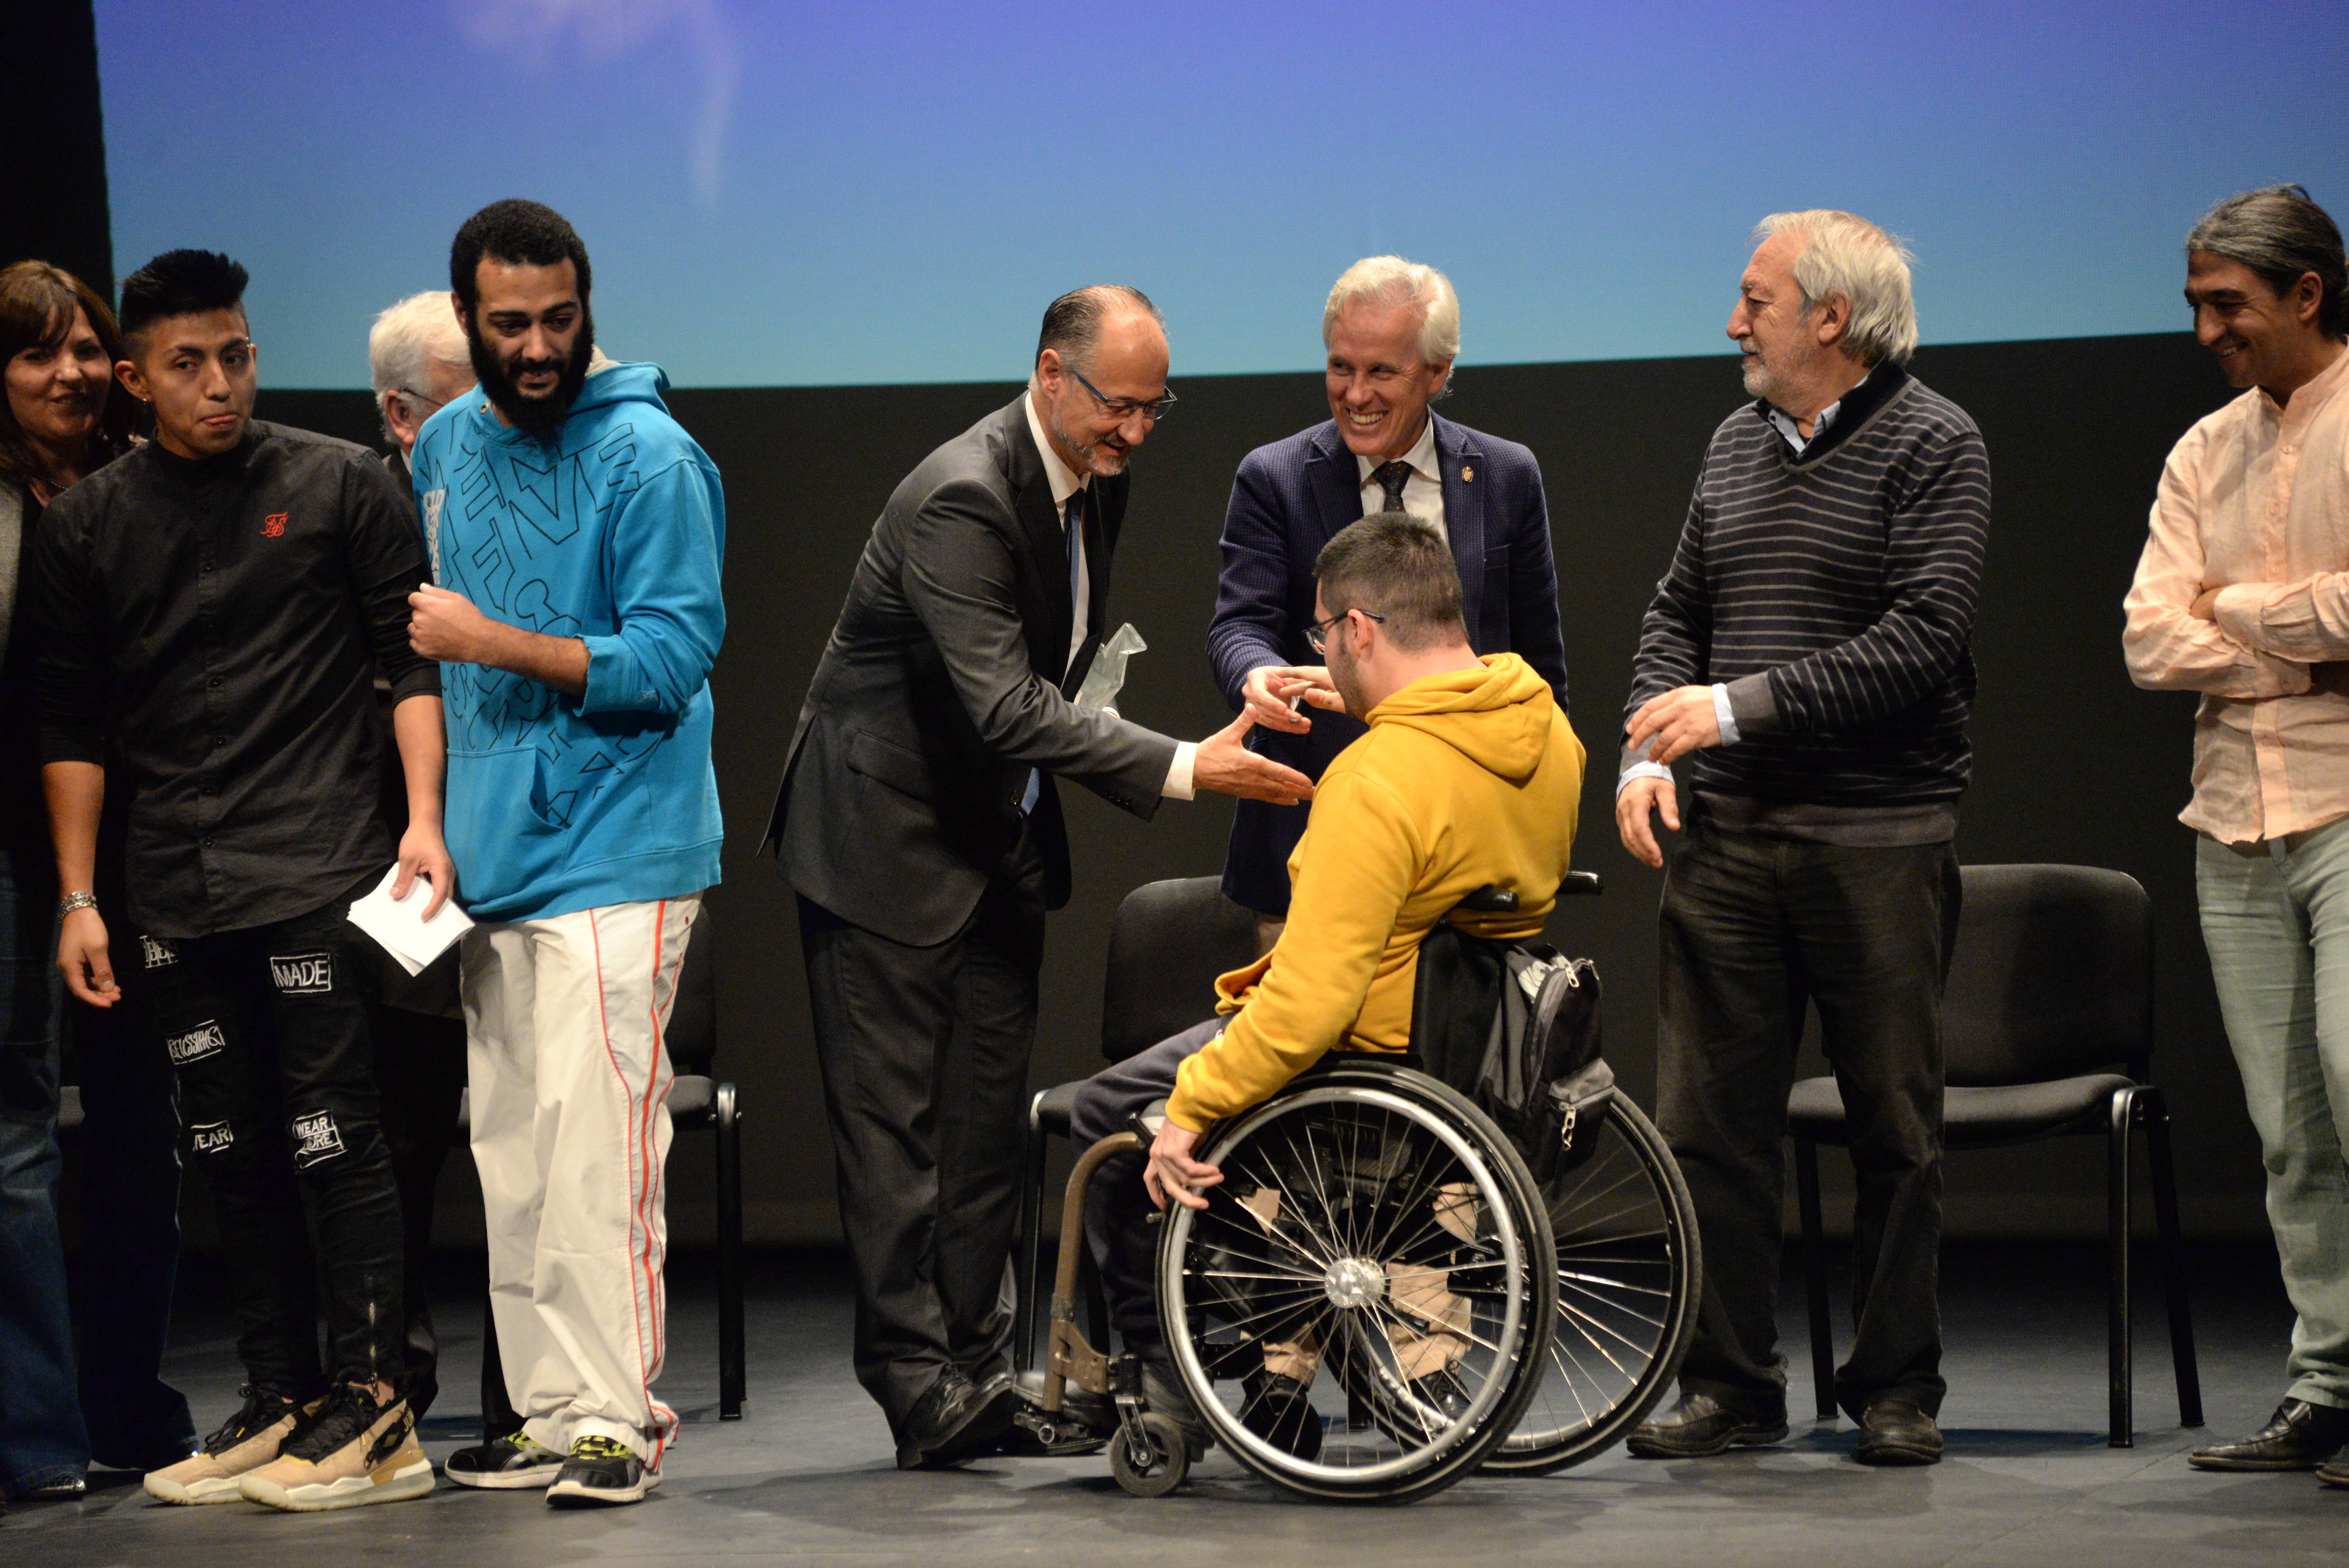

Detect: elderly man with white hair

[370,289,476,469]
[1208,256,1568,948]
[1618,212,1991,1466]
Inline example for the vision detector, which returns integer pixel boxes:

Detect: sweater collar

[1758,361,1909,466]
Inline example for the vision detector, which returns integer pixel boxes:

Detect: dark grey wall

[257,328,2254,1245]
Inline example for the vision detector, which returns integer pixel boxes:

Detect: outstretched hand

[1192,710,1317,805]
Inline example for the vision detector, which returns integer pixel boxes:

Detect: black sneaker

[445,1430,566,1489]
[546,1436,658,1507]
[1239,1369,1322,1461]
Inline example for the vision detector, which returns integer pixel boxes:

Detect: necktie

[1373,460,1413,515]
[1021,491,1087,817]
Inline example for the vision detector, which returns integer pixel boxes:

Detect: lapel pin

[1461,465,1474,483]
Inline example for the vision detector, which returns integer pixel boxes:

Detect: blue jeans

[2198,821,2349,1407]
[0,844,87,1493]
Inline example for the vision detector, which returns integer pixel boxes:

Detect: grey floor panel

[4,1244,2341,1566]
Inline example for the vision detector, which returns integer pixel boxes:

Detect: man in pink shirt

[2124,183,2349,1481]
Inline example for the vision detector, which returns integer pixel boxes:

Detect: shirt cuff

[2211,583,2274,650]
[1164,741,1198,801]
[1616,760,1673,799]
[1711,683,1740,747]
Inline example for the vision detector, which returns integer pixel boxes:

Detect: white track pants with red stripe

[462,893,700,1464]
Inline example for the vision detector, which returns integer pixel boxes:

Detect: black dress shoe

[1854,1397,1943,1466]
[1625,1393,1789,1458]
[895,1368,1018,1470]
[2189,1399,2349,1472]
[1238,1369,1320,1461]
[2316,1450,2349,1489]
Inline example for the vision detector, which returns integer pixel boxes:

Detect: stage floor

[4,1243,2341,1566]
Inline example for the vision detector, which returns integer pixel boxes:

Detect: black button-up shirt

[30,422,438,937]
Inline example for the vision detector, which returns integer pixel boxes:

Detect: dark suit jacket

[764,397,1178,946]
[1207,411,1570,912]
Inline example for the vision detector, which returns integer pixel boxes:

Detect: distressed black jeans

[1656,812,1959,1422]
[133,875,404,1393]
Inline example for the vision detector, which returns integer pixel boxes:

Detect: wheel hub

[1323,1256,1387,1309]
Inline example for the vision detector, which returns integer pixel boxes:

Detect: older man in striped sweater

[1616,211,1991,1468]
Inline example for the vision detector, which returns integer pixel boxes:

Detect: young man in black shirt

[31,251,448,1512]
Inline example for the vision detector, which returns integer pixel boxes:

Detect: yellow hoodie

[1167,653,1584,1131]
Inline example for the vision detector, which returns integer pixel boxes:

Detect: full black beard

[467,305,595,437]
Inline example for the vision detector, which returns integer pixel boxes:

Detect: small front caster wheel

[1110,1413,1190,1498]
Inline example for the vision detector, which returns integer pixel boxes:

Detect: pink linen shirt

[2123,344,2349,844]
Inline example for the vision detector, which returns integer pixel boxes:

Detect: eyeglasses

[1306,607,1385,655]
[394,387,447,416]
[1070,366,1177,424]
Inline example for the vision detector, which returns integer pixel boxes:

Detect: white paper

[348,865,473,976]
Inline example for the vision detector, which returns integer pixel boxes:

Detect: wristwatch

[57,891,98,918]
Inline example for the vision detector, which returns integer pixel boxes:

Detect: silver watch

[57,891,98,918]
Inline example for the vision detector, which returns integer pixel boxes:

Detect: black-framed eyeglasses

[1306,607,1384,655]
[1070,366,1177,424]
[394,387,447,416]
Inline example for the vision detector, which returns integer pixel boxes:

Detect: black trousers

[1070,1018,1226,1357]
[372,991,467,1420]
[1657,813,1959,1422]
[135,878,405,1393]
[797,832,1047,1431]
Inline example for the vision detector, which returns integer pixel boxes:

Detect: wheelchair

[1012,874,1702,1504]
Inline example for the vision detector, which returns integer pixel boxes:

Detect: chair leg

[2141,1087,2203,1428]
[716,1082,745,1420]
[2108,1087,2135,1448]
[1795,1137,1835,1422]
[1014,1094,1048,1374]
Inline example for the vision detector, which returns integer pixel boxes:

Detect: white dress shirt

[1023,392,1194,799]
[1355,415,1447,537]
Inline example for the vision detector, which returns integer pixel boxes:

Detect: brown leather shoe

[1625,1393,1789,1458]
[1854,1397,1943,1466]
[2189,1400,2349,1472]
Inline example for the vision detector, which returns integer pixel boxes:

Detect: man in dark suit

[1209,257,1570,942]
[764,286,1313,1469]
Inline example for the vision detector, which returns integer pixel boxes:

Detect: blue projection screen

[95,0,2349,389]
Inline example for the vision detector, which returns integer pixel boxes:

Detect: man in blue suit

[1209,257,1570,937]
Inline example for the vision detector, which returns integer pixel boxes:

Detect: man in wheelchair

[1070,513,1585,1459]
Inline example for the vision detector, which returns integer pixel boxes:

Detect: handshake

[1189,665,1344,807]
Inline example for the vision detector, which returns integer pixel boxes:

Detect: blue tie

[1021,492,1086,816]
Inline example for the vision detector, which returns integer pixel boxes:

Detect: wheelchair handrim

[1160,1083,1531,1487]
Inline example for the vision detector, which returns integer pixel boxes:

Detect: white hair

[1752,211,1918,365]
[367,290,469,438]
[1323,256,1460,365]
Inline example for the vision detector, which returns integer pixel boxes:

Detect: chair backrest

[1942,864,2151,1086]
[667,906,718,1076]
[1100,877,1262,1064]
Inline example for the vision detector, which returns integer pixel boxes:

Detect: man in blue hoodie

[405,201,725,1508]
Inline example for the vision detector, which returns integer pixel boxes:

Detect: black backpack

[1409,887,1613,1182]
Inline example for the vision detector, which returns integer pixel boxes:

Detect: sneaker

[237,1384,433,1512]
[143,1386,312,1506]
[1239,1369,1322,1461]
[546,1436,658,1507]
[445,1430,565,1490]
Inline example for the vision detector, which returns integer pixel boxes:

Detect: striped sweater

[1626,366,1991,810]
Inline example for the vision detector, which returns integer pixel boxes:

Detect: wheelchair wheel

[1158,1058,1556,1503]
[1482,1094,1701,1474]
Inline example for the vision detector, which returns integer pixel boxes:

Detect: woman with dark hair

[0,261,191,1506]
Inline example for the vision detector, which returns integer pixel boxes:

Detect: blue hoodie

[409,362,725,922]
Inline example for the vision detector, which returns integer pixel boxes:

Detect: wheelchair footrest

[1009,1371,1115,1457]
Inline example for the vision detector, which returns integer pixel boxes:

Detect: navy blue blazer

[1207,412,1570,913]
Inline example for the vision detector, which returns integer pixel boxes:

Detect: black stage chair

[466,907,746,1420]
[1012,876,1258,1370]
[1786,863,2201,1446]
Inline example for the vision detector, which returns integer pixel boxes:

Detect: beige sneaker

[238,1385,433,1512]
[144,1386,311,1505]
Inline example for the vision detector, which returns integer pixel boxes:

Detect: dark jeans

[798,830,1047,1431]
[1070,1018,1226,1357]
[68,987,196,1469]
[374,996,466,1419]
[0,843,88,1493]
[1656,813,1958,1422]
[136,878,405,1393]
